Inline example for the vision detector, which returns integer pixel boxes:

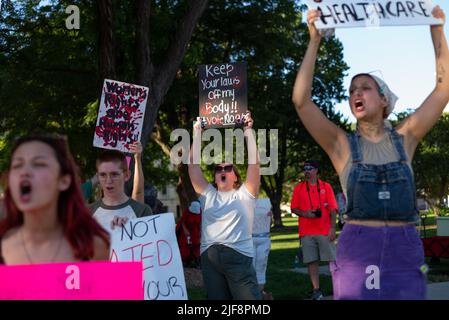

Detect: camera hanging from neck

[306,180,321,211]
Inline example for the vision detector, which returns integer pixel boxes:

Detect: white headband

[354,73,398,117]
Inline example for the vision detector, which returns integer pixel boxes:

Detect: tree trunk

[97,0,116,80]
[271,194,283,228]
[270,181,284,228]
[126,0,208,207]
[134,0,153,86]
[97,0,210,142]
[438,176,448,206]
[139,0,209,148]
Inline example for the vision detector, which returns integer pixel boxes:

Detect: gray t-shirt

[199,184,256,257]
[90,198,153,233]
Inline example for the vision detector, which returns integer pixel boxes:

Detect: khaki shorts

[301,235,336,264]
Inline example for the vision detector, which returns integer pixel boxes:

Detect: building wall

[157,183,181,219]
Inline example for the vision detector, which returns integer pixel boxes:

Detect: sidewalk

[291,266,449,300]
[427,281,449,300]
[291,265,331,276]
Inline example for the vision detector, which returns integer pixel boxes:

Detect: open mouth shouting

[354,100,364,112]
[220,174,226,182]
[19,180,32,203]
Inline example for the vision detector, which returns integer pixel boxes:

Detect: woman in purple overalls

[292,7,448,299]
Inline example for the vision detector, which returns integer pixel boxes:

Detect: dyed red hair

[0,134,110,260]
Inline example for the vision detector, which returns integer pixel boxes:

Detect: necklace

[20,228,64,264]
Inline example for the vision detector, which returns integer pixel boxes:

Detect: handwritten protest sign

[198,62,248,129]
[0,262,142,300]
[306,0,443,29]
[110,213,187,300]
[93,79,148,153]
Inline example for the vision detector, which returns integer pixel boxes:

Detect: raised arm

[292,10,349,174]
[397,6,449,158]
[129,141,145,203]
[243,112,260,197]
[188,118,209,194]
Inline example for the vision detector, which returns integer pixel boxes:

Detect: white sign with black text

[306,0,443,29]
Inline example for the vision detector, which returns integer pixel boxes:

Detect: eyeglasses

[214,165,233,173]
[303,166,316,172]
[98,171,123,181]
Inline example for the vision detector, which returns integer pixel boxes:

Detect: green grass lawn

[187,214,449,300]
[266,217,333,300]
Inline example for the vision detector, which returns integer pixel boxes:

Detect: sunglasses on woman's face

[214,165,233,173]
[303,166,315,172]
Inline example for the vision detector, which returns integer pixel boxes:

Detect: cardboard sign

[306,0,443,29]
[253,198,272,235]
[110,213,187,300]
[93,79,148,152]
[198,62,248,128]
[0,262,143,300]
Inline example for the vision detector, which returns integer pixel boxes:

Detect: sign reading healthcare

[198,62,248,129]
[110,213,187,300]
[306,0,444,29]
[0,262,143,300]
[94,79,148,153]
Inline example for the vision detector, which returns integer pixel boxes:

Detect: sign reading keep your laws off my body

[198,62,248,129]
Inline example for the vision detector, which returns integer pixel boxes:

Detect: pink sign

[0,261,143,300]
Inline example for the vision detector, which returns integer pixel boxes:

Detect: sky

[309,0,449,123]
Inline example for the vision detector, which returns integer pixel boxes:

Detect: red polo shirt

[290,179,338,237]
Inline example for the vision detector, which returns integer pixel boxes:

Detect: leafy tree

[413,113,449,207]
[0,0,101,172]
[0,0,208,189]
[0,1,349,227]
[392,111,449,211]
[150,1,349,225]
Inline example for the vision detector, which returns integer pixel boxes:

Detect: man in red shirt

[290,160,337,300]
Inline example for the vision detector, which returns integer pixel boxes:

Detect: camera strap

[306,180,321,211]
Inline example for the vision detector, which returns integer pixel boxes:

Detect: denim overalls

[330,128,426,300]
[346,127,419,222]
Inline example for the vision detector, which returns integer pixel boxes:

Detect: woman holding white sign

[292,6,448,299]
[0,134,110,265]
[188,112,262,300]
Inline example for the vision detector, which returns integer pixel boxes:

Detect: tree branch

[153,0,209,105]
[140,0,209,148]
[151,124,171,157]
